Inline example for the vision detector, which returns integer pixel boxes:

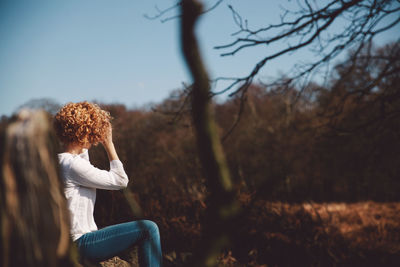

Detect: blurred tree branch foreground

[0,110,79,267]
[180,0,240,266]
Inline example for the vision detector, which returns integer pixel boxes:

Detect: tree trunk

[180,1,240,266]
[0,110,79,267]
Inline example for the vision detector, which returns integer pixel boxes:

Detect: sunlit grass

[99,201,400,266]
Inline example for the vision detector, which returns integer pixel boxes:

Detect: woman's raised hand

[102,122,113,146]
[102,122,119,161]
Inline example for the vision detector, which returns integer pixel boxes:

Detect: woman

[54,101,162,266]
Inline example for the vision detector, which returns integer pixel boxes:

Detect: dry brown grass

[220,201,400,266]
[302,201,400,251]
[302,201,400,249]
[94,202,400,266]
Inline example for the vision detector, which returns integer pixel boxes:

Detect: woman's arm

[67,157,129,190]
[102,124,119,161]
[65,124,129,190]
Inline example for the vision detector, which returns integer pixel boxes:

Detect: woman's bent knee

[137,220,159,238]
[144,220,159,232]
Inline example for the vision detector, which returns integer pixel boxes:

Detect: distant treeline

[2,42,398,206]
[88,45,400,206]
[90,83,399,206]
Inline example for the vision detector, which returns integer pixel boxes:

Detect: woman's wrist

[103,141,119,161]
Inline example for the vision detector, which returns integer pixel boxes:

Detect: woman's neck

[65,143,85,155]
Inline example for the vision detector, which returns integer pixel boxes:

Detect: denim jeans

[76,220,162,266]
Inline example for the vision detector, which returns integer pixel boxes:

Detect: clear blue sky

[0,0,399,116]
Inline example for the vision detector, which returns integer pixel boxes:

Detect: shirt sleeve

[67,156,129,190]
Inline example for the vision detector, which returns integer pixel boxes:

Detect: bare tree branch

[151,84,193,126]
[143,2,181,23]
[144,0,224,23]
[180,1,240,266]
[149,0,400,140]
[214,0,399,98]
[316,41,400,133]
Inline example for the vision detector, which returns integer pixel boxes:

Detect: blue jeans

[76,220,162,266]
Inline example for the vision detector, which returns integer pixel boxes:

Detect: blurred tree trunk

[0,110,79,267]
[180,1,240,266]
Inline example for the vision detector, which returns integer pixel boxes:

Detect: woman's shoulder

[58,152,94,187]
[58,152,78,167]
[58,150,89,163]
[58,151,91,176]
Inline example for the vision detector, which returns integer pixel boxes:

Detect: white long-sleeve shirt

[58,149,129,241]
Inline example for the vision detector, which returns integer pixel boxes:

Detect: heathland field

[98,199,400,267]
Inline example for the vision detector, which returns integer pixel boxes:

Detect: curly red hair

[54,101,111,146]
